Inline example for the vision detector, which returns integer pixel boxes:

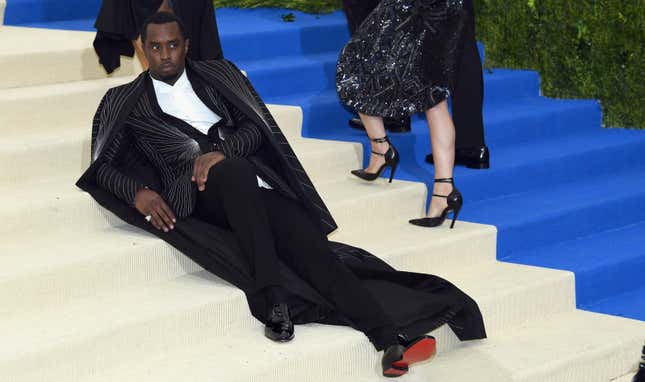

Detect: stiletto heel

[351,136,400,183]
[450,209,459,229]
[388,160,399,183]
[409,178,463,229]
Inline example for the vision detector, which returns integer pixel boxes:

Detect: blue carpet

[6,5,644,321]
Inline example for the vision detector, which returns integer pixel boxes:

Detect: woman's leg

[425,100,456,217]
[358,113,391,173]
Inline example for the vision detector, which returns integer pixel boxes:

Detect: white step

[0,26,139,89]
[408,311,645,382]
[613,374,637,382]
[83,312,645,382]
[0,99,360,186]
[27,309,644,382]
[0,173,429,236]
[0,219,496,318]
[0,76,135,136]
[1,262,578,381]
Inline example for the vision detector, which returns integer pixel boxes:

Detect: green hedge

[214,0,341,13]
[475,0,644,128]
[215,0,644,128]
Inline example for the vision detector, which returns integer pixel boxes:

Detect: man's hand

[134,188,176,232]
[192,151,226,191]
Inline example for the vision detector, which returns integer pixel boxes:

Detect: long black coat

[94,0,223,73]
[76,59,486,343]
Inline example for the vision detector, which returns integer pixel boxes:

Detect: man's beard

[151,65,183,85]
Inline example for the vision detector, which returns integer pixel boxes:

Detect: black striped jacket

[80,59,337,233]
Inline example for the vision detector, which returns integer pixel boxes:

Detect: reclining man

[77,12,486,377]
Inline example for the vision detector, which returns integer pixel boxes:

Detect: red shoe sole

[383,367,408,378]
[384,337,437,377]
[402,337,437,365]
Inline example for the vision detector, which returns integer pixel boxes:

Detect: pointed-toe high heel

[409,178,463,229]
[382,335,437,378]
[351,136,400,183]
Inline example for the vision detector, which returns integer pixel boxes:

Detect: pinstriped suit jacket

[79,59,337,233]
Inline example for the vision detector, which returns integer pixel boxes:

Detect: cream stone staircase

[0,26,643,382]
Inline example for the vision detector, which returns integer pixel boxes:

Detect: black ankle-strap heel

[351,136,400,183]
[409,178,463,229]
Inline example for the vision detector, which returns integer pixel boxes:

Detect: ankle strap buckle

[371,136,390,144]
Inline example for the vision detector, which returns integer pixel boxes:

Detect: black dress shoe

[349,117,412,133]
[264,303,294,342]
[382,335,436,378]
[426,145,490,169]
[634,344,645,382]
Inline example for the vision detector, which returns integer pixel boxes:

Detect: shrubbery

[215,0,644,127]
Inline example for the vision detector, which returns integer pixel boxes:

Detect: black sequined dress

[337,0,467,118]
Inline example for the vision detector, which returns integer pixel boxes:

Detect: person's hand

[192,151,226,191]
[134,188,176,232]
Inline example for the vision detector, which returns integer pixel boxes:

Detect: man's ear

[184,38,190,54]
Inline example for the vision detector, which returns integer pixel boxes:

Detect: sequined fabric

[337,0,466,118]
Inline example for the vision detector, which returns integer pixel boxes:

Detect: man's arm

[217,97,263,159]
[95,127,176,231]
[95,128,147,206]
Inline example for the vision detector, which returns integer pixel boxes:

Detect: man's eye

[170,43,177,48]
[152,45,159,50]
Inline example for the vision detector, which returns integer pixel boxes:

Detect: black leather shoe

[426,145,490,169]
[264,303,294,342]
[382,335,436,378]
[349,117,412,133]
[634,344,645,382]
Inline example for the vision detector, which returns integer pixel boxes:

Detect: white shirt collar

[150,69,190,94]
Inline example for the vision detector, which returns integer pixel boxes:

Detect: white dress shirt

[151,70,272,189]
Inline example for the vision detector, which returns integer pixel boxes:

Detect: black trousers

[194,158,398,349]
[342,0,486,148]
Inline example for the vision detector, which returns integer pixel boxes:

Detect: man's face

[143,22,189,82]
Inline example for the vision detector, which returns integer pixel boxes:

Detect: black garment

[341,0,485,149]
[94,68,296,218]
[195,158,399,349]
[451,0,485,148]
[337,0,466,117]
[341,0,380,35]
[77,59,486,349]
[94,0,223,74]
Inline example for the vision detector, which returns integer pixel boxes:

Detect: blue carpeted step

[244,56,531,101]
[287,100,645,203]
[583,286,645,321]
[506,221,645,307]
[278,90,600,149]
[11,9,351,62]
[13,18,97,31]
[455,128,645,203]
[463,168,645,256]
[10,9,487,73]
[4,0,101,24]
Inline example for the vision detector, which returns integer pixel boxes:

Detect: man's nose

[160,46,171,60]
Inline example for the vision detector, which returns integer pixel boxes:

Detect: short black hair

[140,11,187,43]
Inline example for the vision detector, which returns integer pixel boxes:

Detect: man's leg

[194,158,283,294]
[452,0,486,150]
[426,0,490,169]
[260,189,399,350]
